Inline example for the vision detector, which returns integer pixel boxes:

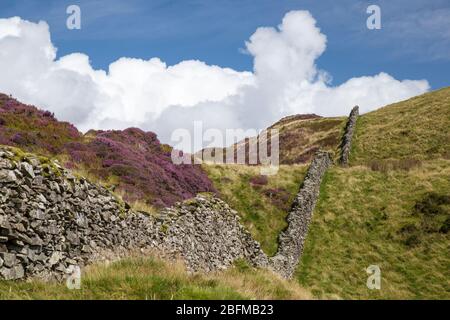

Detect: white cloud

[0,11,429,151]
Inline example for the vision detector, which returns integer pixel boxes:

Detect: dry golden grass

[203,164,307,255]
[0,255,312,300]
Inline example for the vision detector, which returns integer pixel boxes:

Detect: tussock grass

[0,255,311,300]
[297,160,450,299]
[351,87,450,164]
[203,164,307,255]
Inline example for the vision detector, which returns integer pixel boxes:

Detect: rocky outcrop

[270,151,332,279]
[339,106,359,165]
[0,146,267,281]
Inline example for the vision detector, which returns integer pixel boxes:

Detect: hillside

[295,87,450,299]
[271,115,346,164]
[204,164,307,255]
[298,161,449,299]
[0,94,215,208]
[0,87,448,300]
[196,113,346,165]
[202,87,450,299]
[351,87,450,164]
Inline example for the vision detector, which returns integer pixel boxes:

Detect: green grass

[351,86,450,164]
[297,160,450,299]
[0,255,311,300]
[203,164,307,255]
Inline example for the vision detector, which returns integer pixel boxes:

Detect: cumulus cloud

[0,11,429,151]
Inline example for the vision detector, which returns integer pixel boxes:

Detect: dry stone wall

[339,106,359,165]
[0,146,267,281]
[270,151,332,279]
[0,145,335,282]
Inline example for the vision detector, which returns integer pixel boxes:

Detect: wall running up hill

[0,145,334,281]
[270,151,333,279]
[340,106,359,165]
[0,146,267,280]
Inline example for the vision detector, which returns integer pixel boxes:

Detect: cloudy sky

[0,0,448,150]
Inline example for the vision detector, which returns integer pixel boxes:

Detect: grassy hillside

[295,88,450,299]
[203,88,450,299]
[203,164,307,255]
[1,87,448,300]
[297,161,450,299]
[0,255,311,300]
[351,87,450,164]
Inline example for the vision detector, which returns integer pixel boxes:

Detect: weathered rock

[20,162,35,179]
[0,169,17,183]
[48,251,63,266]
[0,264,24,280]
[340,106,359,165]
[0,252,16,267]
[0,159,13,169]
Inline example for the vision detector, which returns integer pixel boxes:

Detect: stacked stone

[270,151,332,279]
[0,146,269,281]
[340,106,359,165]
[160,195,269,272]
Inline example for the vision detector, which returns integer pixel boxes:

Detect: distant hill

[197,113,346,165]
[0,93,215,207]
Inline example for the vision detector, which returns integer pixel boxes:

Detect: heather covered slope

[271,115,346,164]
[197,114,346,165]
[0,93,215,207]
[65,128,214,207]
[0,94,82,153]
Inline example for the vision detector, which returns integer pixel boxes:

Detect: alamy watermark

[66,265,81,290]
[170,122,279,175]
[366,5,381,30]
[366,265,381,290]
[66,5,81,30]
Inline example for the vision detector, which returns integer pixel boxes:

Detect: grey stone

[0,159,13,169]
[20,162,35,179]
[48,251,63,266]
[65,231,80,245]
[0,145,278,281]
[0,170,17,183]
[340,106,359,166]
[29,209,46,220]
[0,252,17,267]
[270,151,332,279]
[0,264,24,280]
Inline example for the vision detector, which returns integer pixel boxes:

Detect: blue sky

[1,0,449,89]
